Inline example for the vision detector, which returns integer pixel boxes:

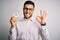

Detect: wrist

[11,25,15,29]
[41,20,45,24]
[41,20,46,26]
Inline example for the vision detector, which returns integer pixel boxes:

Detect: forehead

[24,4,34,8]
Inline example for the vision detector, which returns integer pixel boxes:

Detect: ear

[23,8,24,12]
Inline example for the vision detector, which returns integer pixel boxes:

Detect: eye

[24,8,33,10]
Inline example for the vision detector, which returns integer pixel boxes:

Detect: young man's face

[23,4,34,19]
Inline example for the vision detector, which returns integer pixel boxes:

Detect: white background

[0,0,60,40]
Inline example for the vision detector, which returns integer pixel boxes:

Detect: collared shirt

[8,18,49,40]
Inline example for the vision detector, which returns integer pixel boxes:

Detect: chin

[24,16,31,19]
[24,14,32,19]
[26,17,31,19]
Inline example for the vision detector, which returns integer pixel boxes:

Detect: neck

[24,17,31,20]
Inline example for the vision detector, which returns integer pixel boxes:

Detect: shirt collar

[23,17,33,21]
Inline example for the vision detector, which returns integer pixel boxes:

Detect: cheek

[23,10,25,13]
[30,11,33,15]
[29,13,33,16]
[23,9,26,12]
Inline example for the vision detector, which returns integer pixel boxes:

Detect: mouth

[24,13,31,19]
[25,14,30,18]
[26,14,30,16]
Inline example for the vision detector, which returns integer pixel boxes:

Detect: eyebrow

[24,8,34,10]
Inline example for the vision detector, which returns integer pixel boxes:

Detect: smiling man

[8,1,49,40]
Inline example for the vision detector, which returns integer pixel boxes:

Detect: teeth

[26,14,29,16]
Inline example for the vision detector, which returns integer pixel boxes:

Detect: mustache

[25,13,30,14]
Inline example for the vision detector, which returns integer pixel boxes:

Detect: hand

[36,10,47,24]
[10,16,16,29]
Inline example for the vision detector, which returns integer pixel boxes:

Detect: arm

[8,26,17,40]
[39,24,49,40]
[36,10,49,40]
[8,16,17,40]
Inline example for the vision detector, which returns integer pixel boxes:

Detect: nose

[26,9,30,13]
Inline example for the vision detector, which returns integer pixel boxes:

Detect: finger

[40,10,42,16]
[12,16,16,21]
[10,16,16,23]
[10,17,12,23]
[43,10,47,17]
[10,20,16,25]
[11,16,16,19]
[36,16,41,23]
[43,10,45,16]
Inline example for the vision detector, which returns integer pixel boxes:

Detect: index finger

[40,10,43,16]
[43,10,47,17]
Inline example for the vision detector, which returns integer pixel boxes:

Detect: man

[8,1,49,40]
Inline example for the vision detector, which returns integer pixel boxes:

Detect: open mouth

[26,14,29,16]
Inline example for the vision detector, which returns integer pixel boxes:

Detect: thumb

[36,16,41,23]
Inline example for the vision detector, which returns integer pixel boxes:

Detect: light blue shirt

[8,18,49,40]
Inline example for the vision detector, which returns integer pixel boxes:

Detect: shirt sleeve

[39,26,49,40]
[8,26,17,40]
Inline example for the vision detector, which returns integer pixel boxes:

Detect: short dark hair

[24,1,35,8]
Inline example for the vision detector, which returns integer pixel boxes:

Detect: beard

[24,13,32,19]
